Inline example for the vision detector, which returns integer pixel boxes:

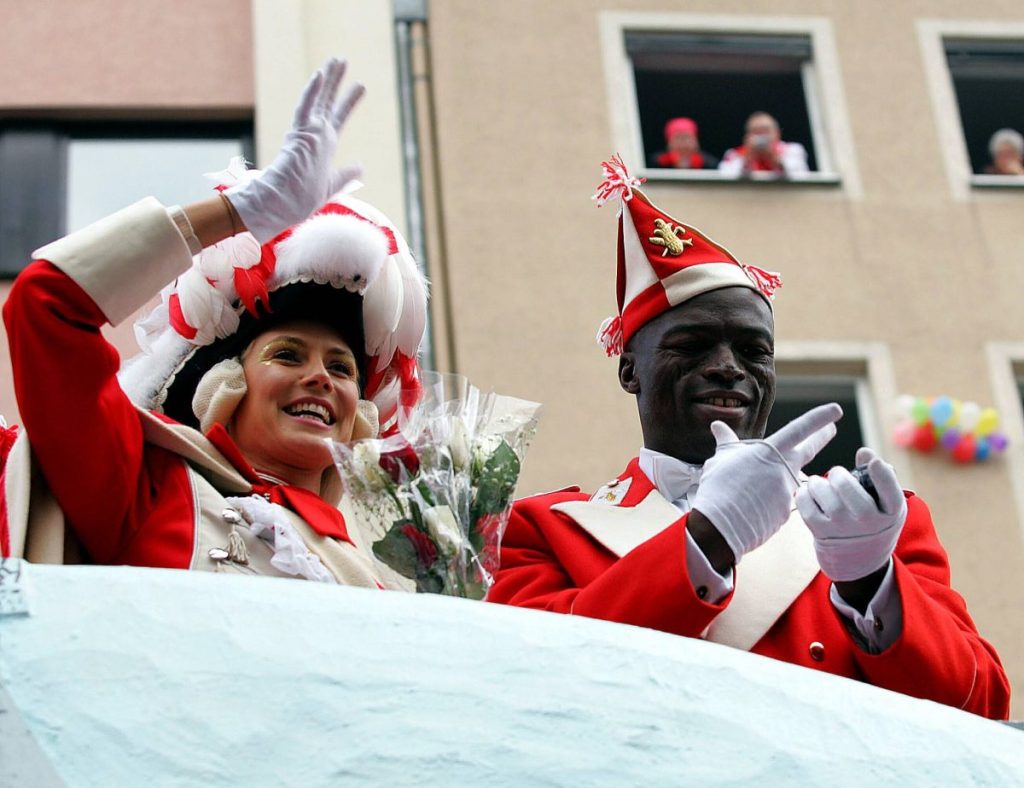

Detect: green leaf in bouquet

[414,478,437,509]
[471,439,521,521]
[372,521,421,580]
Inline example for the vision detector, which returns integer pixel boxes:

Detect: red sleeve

[848,494,1010,719]
[3,260,148,563]
[489,495,730,637]
[0,423,18,555]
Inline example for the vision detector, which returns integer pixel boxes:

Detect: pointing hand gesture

[692,403,843,563]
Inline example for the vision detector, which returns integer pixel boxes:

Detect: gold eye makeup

[256,336,305,365]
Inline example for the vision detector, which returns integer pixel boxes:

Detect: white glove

[226,57,365,243]
[795,447,908,582]
[692,403,842,563]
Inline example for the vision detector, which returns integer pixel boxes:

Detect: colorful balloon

[910,398,931,426]
[940,428,961,451]
[975,437,991,462]
[976,408,999,437]
[930,396,955,428]
[892,420,916,448]
[988,432,1009,453]
[959,402,981,432]
[896,394,916,420]
[913,422,938,452]
[952,434,976,463]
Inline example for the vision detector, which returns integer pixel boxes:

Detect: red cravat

[205,424,352,544]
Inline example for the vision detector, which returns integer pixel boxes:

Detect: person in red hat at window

[719,111,809,177]
[488,155,1010,720]
[650,117,719,170]
[1,58,428,587]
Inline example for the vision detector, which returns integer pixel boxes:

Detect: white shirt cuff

[685,528,734,604]
[829,559,903,653]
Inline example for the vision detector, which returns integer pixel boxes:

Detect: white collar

[637,448,703,506]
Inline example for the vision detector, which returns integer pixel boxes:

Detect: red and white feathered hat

[120,157,428,437]
[592,155,782,356]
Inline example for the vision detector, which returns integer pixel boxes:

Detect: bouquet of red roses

[330,373,541,598]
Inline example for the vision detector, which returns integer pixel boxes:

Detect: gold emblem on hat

[649,218,693,257]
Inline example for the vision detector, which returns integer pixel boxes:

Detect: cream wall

[0,0,253,113]
[250,0,407,235]
[425,0,1024,715]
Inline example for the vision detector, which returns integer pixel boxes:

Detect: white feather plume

[118,330,193,410]
[198,233,262,298]
[204,156,261,189]
[395,253,429,357]
[176,268,239,346]
[273,213,388,293]
[134,293,171,354]
[361,257,404,364]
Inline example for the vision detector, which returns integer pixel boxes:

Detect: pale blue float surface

[1,563,1022,787]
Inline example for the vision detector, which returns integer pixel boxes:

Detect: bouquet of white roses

[330,373,541,599]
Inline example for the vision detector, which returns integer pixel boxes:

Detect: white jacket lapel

[703,507,819,650]
[551,487,820,652]
[550,489,683,558]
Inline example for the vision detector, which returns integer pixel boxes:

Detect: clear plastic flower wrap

[330,372,541,598]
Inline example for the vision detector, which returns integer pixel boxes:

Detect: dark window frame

[766,376,867,476]
[624,30,836,184]
[944,38,1024,181]
[0,120,254,278]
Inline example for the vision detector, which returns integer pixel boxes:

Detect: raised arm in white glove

[226,57,365,244]
[795,447,907,582]
[691,403,842,564]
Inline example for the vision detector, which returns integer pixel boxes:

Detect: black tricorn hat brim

[161,281,366,430]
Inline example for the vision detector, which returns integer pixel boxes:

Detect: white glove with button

[226,57,365,244]
[795,447,908,582]
[692,403,842,563]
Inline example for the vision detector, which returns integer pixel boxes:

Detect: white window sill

[639,168,842,186]
[970,174,1024,189]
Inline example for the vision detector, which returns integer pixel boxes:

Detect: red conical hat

[592,155,781,356]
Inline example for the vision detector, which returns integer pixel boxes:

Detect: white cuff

[685,529,734,604]
[829,559,903,653]
[33,197,195,326]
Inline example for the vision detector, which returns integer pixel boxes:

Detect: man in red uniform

[489,156,1010,719]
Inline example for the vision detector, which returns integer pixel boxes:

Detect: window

[627,32,821,173]
[599,13,856,192]
[944,38,1024,177]
[0,121,253,277]
[765,377,866,476]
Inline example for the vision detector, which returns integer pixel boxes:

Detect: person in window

[985,128,1024,176]
[487,157,1010,720]
[649,117,719,170]
[1,58,429,588]
[718,111,809,177]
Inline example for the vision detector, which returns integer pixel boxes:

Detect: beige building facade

[1,0,1022,715]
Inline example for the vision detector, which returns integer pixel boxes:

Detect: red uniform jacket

[489,459,1010,719]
